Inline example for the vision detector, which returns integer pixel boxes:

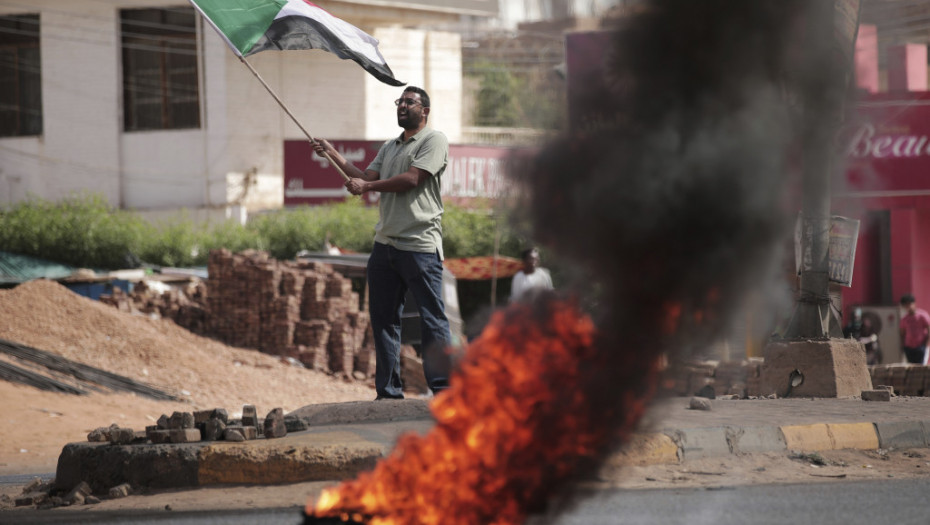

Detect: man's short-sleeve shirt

[900,308,930,348]
[367,127,448,259]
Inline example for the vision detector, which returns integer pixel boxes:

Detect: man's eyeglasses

[394,98,423,107]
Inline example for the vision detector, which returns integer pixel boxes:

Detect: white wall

[0,1,463,220]
[0,1,122,206]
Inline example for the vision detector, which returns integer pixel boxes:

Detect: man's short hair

[901,293,916,305]
[521,247,538,261]
[404,86,430,108]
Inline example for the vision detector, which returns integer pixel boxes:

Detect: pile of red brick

[101,249,376,380]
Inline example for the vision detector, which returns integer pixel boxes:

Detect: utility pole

[761,0,873,398]
[782,0,861,339]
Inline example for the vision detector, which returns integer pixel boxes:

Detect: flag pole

[238,56,350,182]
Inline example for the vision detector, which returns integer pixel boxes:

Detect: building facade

[0,0,497,221]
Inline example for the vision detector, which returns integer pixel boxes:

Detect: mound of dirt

[0,279,378,475]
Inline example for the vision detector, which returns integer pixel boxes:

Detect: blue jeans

[368,242,451,398]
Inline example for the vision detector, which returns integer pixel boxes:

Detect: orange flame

[306,298,659,524]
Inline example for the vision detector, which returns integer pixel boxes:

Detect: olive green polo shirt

[367,126,448,259]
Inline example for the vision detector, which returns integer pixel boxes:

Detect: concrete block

[761,340,873,398]
[827,423,879,450]
[781,424,833,452]
[875,421,928,449]
[669,427,731,460]
[726,425,786,454]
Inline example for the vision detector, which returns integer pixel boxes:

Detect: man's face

[523,251,540,272]
[905,301,918,314]
[396,91,427,130]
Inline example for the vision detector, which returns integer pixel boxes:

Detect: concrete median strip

[198,431,385,485]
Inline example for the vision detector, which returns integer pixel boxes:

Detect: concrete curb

[621,420,930,466]
[52,397,930,491]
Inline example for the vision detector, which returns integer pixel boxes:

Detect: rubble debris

[63,481,92,506]
[689,397,712,411]
[88,424,119,442]
[15,491,48,507]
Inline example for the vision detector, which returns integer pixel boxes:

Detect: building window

[121,8,200,132]
[0,14,42,138]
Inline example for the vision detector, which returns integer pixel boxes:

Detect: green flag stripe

[190,0,286,55]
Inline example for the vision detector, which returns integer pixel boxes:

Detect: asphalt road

[6,478,929,525]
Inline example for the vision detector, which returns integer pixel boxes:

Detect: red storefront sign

[283,140,513,207]
[840,92,930,200]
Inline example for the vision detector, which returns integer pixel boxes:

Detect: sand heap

[0,278,376,413]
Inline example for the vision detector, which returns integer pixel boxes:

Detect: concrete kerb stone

[725,425,787,455]
[780,424,834,452]
[665,427,731,461]
[875,421,928,449]
[607,433,680,467]
[826,423,879,450]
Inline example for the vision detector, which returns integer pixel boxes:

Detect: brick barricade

[100,249,377,381]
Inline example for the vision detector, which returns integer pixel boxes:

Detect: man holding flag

[313,86,452,399]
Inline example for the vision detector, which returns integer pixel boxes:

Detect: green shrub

[0,194,150,269]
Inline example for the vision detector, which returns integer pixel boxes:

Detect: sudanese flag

[189,0,405,86]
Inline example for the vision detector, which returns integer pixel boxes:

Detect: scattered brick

[109,427,135,445]
[108,483,132,498]
[15,492,48,507]
[862,389,891,402]
[168,411,194,429]
[224,428,246,442]
[242,405,259,429]
[204,419,226,441]
[169,428,202,443]
[148,429,171,444]
[64,481,92,506]
[263,408,287,439]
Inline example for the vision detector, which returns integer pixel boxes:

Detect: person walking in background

[312,86,451,400]
[509,247,553,302]
[844,307,883,365]
[899,294,930,365]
